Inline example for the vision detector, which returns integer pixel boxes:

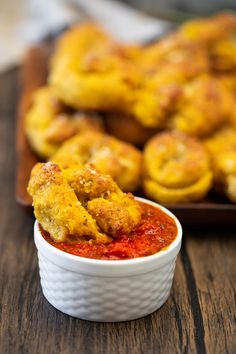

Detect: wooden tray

[16,43,236,224]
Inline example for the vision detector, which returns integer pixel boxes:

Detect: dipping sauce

[40,202,177,260]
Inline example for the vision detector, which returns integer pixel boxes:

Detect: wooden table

[0,68,235,354]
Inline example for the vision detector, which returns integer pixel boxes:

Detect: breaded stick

[63,164,141,238]
[27,162,110,243]
[28,162,141,242]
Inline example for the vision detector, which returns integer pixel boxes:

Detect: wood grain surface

[0,67,236,353]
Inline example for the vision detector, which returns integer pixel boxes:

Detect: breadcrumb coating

[27,162,110,243]
[28,162,141,242]
[51,131,142,192]
[143,131,212,203]
[205,127,236,202]
[25,86,104,159]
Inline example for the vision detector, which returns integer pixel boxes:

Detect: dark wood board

[1,66,235,354]
[15,43,236,224]
[16,44,51,208]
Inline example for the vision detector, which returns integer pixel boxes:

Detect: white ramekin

[34,197,182,322]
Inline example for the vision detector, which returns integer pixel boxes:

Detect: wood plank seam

[180,241,207,354]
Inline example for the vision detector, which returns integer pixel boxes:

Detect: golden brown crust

[49,23,142,113]
[87,193,141,238]
[181,12,236,45]
[140,33,210,79]
[63,164,141,237]
[168,75,233,137]
[25,15,236,207]
[48,24,189,129]
[45,113,104,144]
[143,131,213,203]
[180,12,236,71]
[105,112,158,146]
[62,164,119,204]
[204,127,236,202]
[48,15,236,130]
[28,162,141,242]
[51,131,142,192]
[27,162,110,243]
[25,86,104,159]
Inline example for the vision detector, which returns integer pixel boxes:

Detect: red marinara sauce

[40,202,177,260]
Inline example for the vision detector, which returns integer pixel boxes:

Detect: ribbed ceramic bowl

[34,197,182,322]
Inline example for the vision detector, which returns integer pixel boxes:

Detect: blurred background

[122,0,236,19]
[0,0,235,72]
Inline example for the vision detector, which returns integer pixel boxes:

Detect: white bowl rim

[34,197,182,275]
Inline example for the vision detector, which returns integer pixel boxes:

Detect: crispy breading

[144,173,212,204]
[25,86,104,159]
[168,75,233,136]
[63,164,141,237]
[180,12,236,71]
[49,16,236,130]
[127,33,210,128]
[51,131,142,192]
[87,194,141,238]
[140,33,210,79]
[204,127,236,202]
[28,162,141,241]
[143,131,212,203]
[62,164,118,204]
[105,112,158,146]
[49,24,209,129]
[27,162,110,243]
[138,13,236,129]
[130,71,183,128]
[181,13,236,44]
[49,23,142,113]
[217,74,236,126]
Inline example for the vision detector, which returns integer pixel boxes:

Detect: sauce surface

[41,202,177,260]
